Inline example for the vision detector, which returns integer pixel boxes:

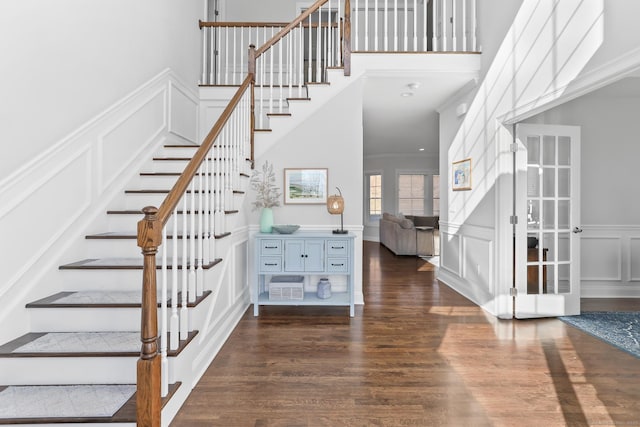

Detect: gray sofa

[379,213,439,256]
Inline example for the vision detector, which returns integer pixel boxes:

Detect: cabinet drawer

[327,240,348,256]
[260,257,282,272]
[327,257,348,272]
[260,239,282,255]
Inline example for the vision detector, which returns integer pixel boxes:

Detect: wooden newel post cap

[137,206,162,249]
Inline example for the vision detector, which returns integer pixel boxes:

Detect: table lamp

[327,187,347,234]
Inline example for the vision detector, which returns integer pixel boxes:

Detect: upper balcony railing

[200,0,478,86]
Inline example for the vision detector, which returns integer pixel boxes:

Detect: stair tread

[0,331,197,357]
[106,209,239,214]
[27,290,211,309]
[140,171,250,177]
[86,231,233,239]
[0,382,179,423]
[59,258,223,270]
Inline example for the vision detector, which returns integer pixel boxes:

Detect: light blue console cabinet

[254,231,356,316]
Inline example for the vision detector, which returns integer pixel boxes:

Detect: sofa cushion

[399,218,414,229]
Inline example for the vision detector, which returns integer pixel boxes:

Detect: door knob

[573,227,583,233]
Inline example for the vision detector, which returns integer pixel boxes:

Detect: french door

[514,124,581,318]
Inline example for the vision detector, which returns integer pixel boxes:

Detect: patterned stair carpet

[0,384,135,418]
[560,311,640,359]
[12,332,139,354]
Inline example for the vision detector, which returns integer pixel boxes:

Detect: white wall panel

[441,231,461,275]
[581,236,621,281]
[0,150,91,299]
[629,237,640,282]
[169,82,199,143]
[463,235,492,293]
[99,89,166,191]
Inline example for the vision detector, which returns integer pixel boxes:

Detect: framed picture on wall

[284,168,328,204]
[452,158,472,191]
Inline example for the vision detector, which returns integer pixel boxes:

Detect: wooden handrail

[155,74,253,226]
[255,0,329,58]
[199,20,338,29]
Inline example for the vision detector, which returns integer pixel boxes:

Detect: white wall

[0,0,203,183]
[523,77,640,297]
[363,154,439,241]
[247,79,365,303]
[440,0,609,317]
[222,0,301,21]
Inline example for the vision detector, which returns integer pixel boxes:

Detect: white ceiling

[362,72,478,157]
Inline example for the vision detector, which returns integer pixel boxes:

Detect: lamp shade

[327,194,344,214]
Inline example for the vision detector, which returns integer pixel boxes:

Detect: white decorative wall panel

[169,82,198,143]
[581,236,621,281]
[441,231,461,275]
[99,89,166,191]
[0,150,91,296]
[463,236,493,293]
[629,237,640,282]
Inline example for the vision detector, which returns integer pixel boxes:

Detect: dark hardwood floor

[171,241,640,426]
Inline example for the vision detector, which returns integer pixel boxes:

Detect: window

[398,174,425,215]
[433,175,440,216]
[367,173,382,221]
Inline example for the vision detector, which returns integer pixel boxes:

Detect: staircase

[0,140,249,425]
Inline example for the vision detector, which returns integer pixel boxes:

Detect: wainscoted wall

[438,221,497,314]
[0,69,198,343]
[581,225,640,297]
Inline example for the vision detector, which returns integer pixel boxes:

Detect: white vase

[260,207,274,233]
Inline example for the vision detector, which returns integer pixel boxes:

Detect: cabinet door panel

[304,240,325,271]
[284,240,305,271]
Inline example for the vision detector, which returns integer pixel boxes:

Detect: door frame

[513,123,581,318]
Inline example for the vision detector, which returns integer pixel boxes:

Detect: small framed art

[452,158,472,191]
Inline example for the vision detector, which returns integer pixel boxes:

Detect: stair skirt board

[0,384,136,420]
[59,258,223,270]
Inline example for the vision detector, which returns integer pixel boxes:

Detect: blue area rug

[560,312,640,359]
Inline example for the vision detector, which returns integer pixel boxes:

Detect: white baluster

[160,225,168,396]
[181,195,189,339]
[170,209,179,350]
[364,0,369,50]
[288,32,293,99]
[432,0,437,51]
[224,27,229,84]
[201,27,207,84]
[442,0,447,51]
[328,1,333,67]
[355,0,359,51]
[188,180,196,300]
[196,165,204,297]
[316,7,322,81]
[338,0,343,65]
[423,0,428,51]
[374,0,378,51]
[259,55,265,129]
[413,0,418,51]
[240,27,245,80]
[214,27,220,85]
[383,0,388,51]
[269,28,274,114]
[462,0,466,51]
[279,34,283,112]
[298,23,303,97]
[403,0,407,50]
[307,15,312,82]
[209,149,216,262]
[214,27,220,84]
[394,0,398,51]
[203,157,210,265]
[452,0,457,51]
[472,0,477,51]
[232,27,237,85]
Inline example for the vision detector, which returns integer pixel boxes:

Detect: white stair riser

[159,146,200,157]
[0,357,136,384]
[30,307,142,332]
[29,298,211,332]
[105,213,231,234]
[84,238,222,259]
[58,267,224,293]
